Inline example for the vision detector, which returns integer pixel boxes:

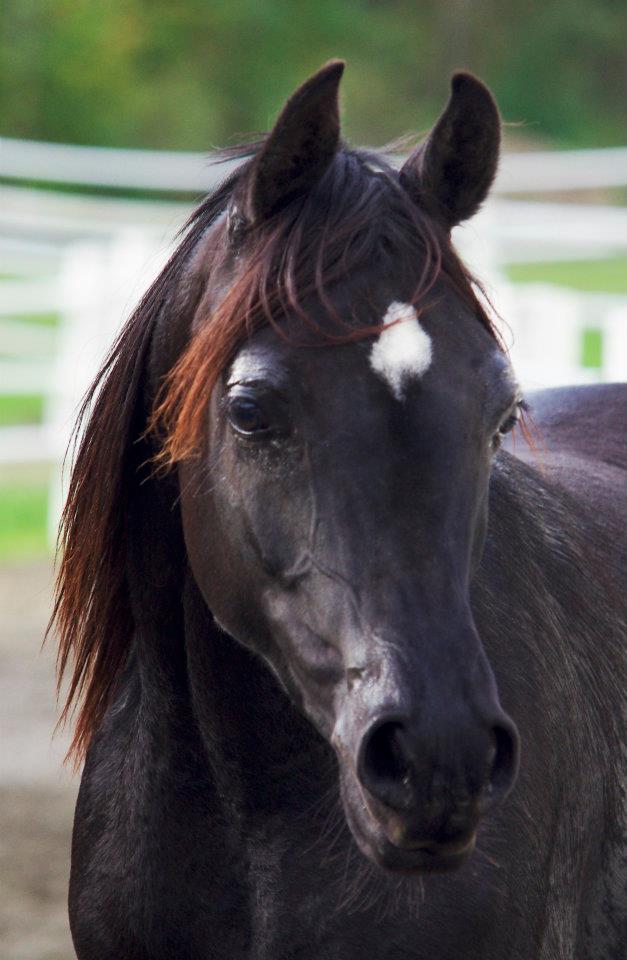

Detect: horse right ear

[232,60,344,229]
[400,72,500,229]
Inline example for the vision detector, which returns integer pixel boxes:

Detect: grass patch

[505,257,627,294]
[6,311,60,327]
[0,480,50,561]
[0,394,45,425]
[581,328,603,368]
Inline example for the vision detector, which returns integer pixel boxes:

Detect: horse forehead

[228,297,508,400]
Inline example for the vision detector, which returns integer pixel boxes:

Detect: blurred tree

[0,0,624,150]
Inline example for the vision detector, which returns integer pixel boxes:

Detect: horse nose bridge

[336,632,483,754]
[342,609,495,711]
[310,496,457,600]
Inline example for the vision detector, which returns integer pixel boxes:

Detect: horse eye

[498,411,520,436]
[493,400,525,448]
[227,396,271,436]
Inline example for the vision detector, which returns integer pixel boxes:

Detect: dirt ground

[0,560,77,960]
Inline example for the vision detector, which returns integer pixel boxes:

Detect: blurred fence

[1,140,626,544]
[2,136,626,193]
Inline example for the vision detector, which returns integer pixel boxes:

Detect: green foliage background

[1,0,624,150]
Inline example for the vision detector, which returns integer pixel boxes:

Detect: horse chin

[339,772,477,877]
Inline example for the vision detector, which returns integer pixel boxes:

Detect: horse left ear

[400,72,500,229]
[236,59,344,227]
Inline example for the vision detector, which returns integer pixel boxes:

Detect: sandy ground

[0,561,77,960]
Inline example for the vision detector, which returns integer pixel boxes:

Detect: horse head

[164,62,521,874]
[55,62,521,879]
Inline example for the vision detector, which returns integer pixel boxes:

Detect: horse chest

[221,827,517,960]
[71,710,617,960]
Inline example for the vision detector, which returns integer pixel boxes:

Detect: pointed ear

[400,72,500,229]
[235,60,344,226]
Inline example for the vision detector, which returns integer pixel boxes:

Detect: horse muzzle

[334,700,520,874]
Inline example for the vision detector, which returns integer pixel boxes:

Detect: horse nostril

[358,719,413,810]
[486,722,520,805]
[357,715,520,816]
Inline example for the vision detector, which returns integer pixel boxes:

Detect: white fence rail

[3,135,627,194]
[465,201,627,262]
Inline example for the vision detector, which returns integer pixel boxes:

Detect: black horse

[51,63,625,959]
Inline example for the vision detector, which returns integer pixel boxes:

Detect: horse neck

[474,451,624,773]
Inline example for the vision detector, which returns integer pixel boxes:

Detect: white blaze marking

[369,301,433,399]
